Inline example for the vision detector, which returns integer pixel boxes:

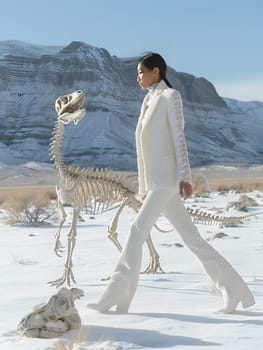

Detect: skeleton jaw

[55,90,86,124]
[59,109,86,125]
[71,287,84,300]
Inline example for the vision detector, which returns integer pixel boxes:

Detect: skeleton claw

[142,258,164,274]
[48,268,76,288]
[54,249,64,258]
[55,252,62,258]
[54,241,65,257]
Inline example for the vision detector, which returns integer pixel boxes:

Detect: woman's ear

[153,67,160,76]
[153,66,160,80]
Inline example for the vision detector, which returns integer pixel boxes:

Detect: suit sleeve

[135,95,149,197]
[135,124,147,197]
[167,89,192,184]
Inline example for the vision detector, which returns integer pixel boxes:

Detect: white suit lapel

[135,80,168,196]
[137,80,168,133]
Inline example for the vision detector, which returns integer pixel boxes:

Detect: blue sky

[0,0,262,101]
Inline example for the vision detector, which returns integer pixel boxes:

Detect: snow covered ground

[1,183,263,349]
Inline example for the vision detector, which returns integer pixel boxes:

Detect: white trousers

[93,188,255,312]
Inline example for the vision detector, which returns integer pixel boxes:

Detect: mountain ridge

[0,40,262,170]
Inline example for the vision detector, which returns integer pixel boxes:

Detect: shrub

[1,187,56,225]
[192,173,211,196]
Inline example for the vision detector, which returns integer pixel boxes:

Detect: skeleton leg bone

[49,207,80,287]
[54,197,67,257]
[143,234,164,273]
[107,197,130,252]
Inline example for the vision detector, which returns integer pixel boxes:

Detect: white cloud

[214,80,263,102]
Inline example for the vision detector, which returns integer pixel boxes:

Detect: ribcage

[61,166,132,215]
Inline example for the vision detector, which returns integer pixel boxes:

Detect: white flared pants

[99,188,255,311]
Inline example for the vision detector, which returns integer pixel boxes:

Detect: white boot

[216,282,255,313]
[163,193,256,314]
[88,223,143,313]
[87,272,132,313]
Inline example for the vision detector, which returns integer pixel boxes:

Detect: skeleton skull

[55,90,86,125]
[17,287,84,338]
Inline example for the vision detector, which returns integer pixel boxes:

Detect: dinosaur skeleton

[49,90,162,287]
[49,90,262,288]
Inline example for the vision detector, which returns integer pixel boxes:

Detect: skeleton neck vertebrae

[50,90,86,179]
[50,120,66,177]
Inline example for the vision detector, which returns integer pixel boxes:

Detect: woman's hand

[179,181,192,199]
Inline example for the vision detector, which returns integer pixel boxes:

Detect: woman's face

[137,63,160,89]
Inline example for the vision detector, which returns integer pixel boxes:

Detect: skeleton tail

[186,207,263,227]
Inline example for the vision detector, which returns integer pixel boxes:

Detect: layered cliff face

[0,40,262,170]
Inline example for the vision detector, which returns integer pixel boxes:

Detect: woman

[88,53,255,313]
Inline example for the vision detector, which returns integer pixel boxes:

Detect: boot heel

[87,302,111,313]
[87,278,132,313]
[218,285,255,313]
[240,295,255,309]
[87,297,131,313]
[116,299,131,313]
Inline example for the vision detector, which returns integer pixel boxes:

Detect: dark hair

[138,53,172,88]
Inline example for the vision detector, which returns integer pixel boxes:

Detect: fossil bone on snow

[17,287,84,338]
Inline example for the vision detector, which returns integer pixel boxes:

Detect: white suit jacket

[135,80,192,196]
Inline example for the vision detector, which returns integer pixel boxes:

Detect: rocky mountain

[0,40,62,58]
[0,40,262,170]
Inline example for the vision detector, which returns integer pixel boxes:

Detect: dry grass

[191,165,263,195]
[209,178,263,193]
[0,173,262,221]
[0,186,57,225]
[53,331,86,350]
[9,254,37,265]
[0,186,56,206]
[53,342,73,350]
[226,194,259,212]
[192,173,210,196]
